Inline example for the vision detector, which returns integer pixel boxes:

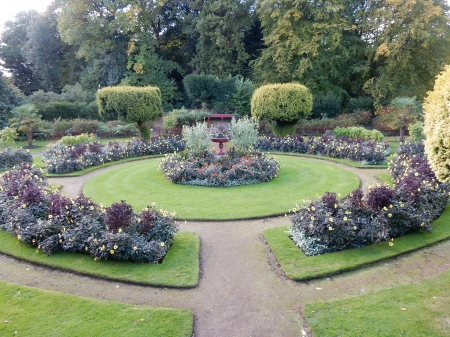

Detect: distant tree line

[0,0,449,116]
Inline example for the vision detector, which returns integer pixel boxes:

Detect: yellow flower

[17,235,21,240]
[48,214,53,219]
[344,217,348,221]
[311,206,315,211]
[160,242,165,247]
[353,226,357,230]
[329,218,333,222]
[328,226,333,231]
[389,242,394,246]
[59,239,62,243]
[388,213,392,218]
[421,222,424,227]
[110,250,114,254]
[113,245,118,250]
[383,206,388,211]
[133,246,137,251]
[118,228,122,233]
[100,245,105,251]
[311,216,315,221]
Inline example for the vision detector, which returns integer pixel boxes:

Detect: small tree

[423,65,450,182]
[0,127,17,148]
[230,116,259,151]
[8,104,43,147]
[251,83,313,136]
[374,97,422,142]
[97,86,162,139]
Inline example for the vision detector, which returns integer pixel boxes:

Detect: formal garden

[0,63,449,336]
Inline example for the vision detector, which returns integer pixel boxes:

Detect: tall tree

[0,11,41,95]
[0,72,22,128]
[23,4,66,92]
[190,0,256,77]
[363,0,450,104]
[58,0,130,89]
[253,0,368,98]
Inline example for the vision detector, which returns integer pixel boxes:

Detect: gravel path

[2,158,450,336]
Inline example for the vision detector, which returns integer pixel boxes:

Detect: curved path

[1,158,450,336]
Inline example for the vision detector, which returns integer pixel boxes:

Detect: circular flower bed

[159,148,280,187]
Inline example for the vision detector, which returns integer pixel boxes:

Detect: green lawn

[0,280,193,337]
[264,206,450,281]
[82,155,360,220]
[305,269,450,336]
[0,231,200,288]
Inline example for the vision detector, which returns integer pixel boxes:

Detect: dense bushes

[159,148,280,187]
[0,164,177,263]
[289,142,449,256]
[39,102,99,121]
[334,126,384,141]
[258,134,387,165]
[424,65,450,182]
[0,148,33,171]
[43,135,185,174]
[163,108,211,128]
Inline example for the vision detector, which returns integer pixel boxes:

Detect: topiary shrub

[97,86,162,139]
[251,83,313,136]
[423,65,450,182]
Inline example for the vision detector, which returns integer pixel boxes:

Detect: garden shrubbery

[0,148,33,171]
[296,110,372,134]
[43,135,185,174]
[160,118,280,187]
[257,134,387,165]
[334,126,384,141]
[289,141,449,256]
[0,163,177,263]
[159,148,280,187]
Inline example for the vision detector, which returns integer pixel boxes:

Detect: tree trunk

[27,130,33,147]
[136,121,143,139]
[399,126,405,143]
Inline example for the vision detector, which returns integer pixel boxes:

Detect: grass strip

[0,231,199,288]
[82,155,360,220]
[270,152,388,169]
[264,206,450,281]
[0,279,193,337]
[305,269,450,336]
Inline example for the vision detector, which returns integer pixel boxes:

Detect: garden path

[2,159,450,336]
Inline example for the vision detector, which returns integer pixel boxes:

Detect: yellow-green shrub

[423,65,450,182]
[251,83,312,135]
[97,86,162,138]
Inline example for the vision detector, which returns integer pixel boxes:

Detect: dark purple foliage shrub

[366,185,395,211]
[290,141,449,256]
[105,201,133,233]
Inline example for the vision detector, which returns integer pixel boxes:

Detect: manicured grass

[0,231,200,288]
[376,173,393,185]
[0,280,193,337]
[271,152,388,169]
[263,206,450,281]
[15,140,51,154]
[305,269,450,336]
[82,155,360,220]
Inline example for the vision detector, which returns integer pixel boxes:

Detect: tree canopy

[0,0,448,112]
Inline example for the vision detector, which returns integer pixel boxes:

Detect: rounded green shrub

[334,126,384,142]
[97,86,162,138]
[251,83,312,135]
[424,65,450,182]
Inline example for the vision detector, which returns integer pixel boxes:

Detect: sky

[0,0,54,34]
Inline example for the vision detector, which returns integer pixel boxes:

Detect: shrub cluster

[289,141,449,256]
[43,135,185,174]
[159,148,280,187]
[258,134,387,165]
[0,148,33,171]
[334,126,384,141]
[297,110,372,134]
[0,164,177,263]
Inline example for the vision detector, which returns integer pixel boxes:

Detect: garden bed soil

[2,159,450,336]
